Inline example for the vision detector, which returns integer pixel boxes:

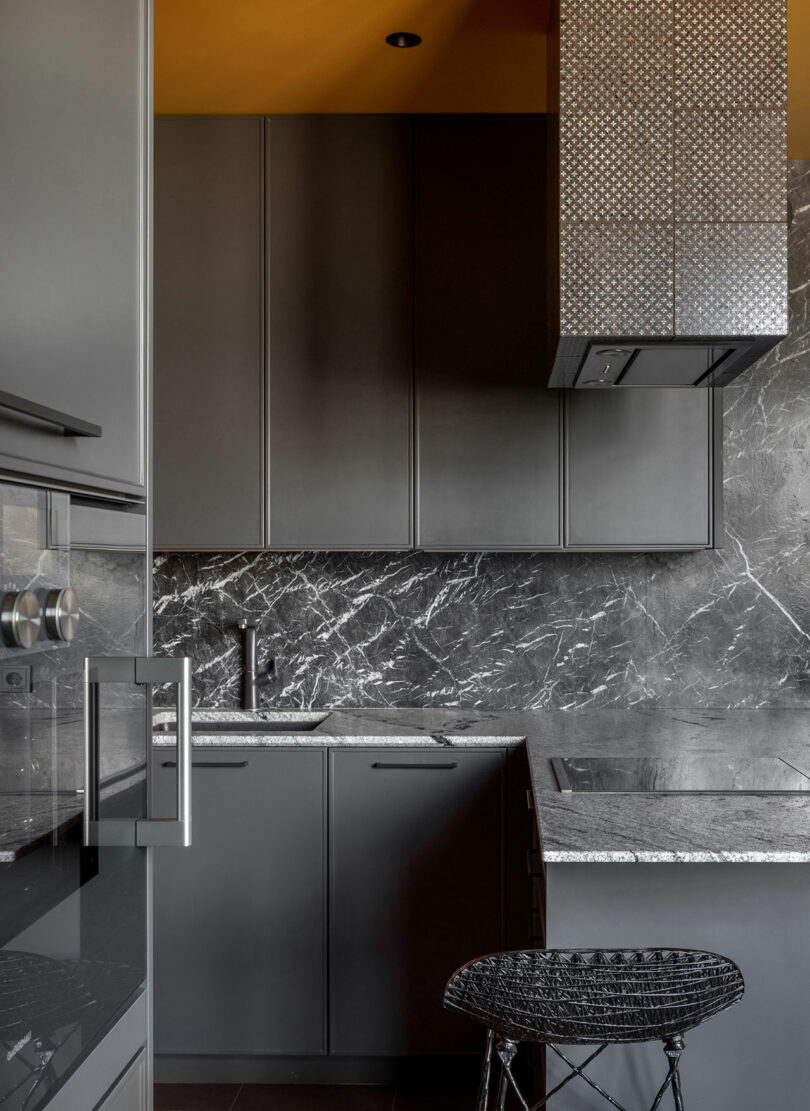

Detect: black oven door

[0,483,190,1111]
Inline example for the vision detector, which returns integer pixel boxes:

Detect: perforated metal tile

[560,223,673,336]
[560,0,672,111]
[674,0,787,110]
[561,110,673,222]
[675,223,788,336]
[674,110,787,222]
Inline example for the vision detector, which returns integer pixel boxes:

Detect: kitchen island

[153,706,810,1108]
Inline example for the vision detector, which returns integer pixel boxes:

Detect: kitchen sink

[153,711,330,735]
[551,755,810,794]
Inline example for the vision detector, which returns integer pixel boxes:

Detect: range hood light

[386,32,422,48]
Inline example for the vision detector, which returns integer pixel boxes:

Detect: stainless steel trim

[551,756,573,793]
[136,655,191,847]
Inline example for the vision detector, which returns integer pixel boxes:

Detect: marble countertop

[152,706,810,864]
[1,710,146,863]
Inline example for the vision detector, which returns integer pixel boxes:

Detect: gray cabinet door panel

[266,116,412,549]
[97,1051,147,1111]
[415,117,561,549]
[329,748,504,1055]
[154,117,264,548]
[565,389,714,547]
[0,0,146,494]
[152,749,326,1055]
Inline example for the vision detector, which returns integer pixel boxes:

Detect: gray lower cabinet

[152,749,326,1055]
[329,748,505,1055]
[265,116,413,549]
[97,1051,147,1111]
[414,117,562,550]
[154,117,264,548]
[565,388,719,548]
[0,0,147,496]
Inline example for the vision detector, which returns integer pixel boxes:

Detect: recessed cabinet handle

[161,760,249,769]
[0,389,102,437]
[371,761,458,770]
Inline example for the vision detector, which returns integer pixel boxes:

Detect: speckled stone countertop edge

[150,707,810,865]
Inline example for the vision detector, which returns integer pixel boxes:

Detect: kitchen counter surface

[152,706,810,864]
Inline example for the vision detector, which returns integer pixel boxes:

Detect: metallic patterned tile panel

[561,110,673,222]
[560,0,672,111]
[674,111,787,223]
[674,223,788,336]
[560,223,673,336]
[674,0,787,110]
[554,0,788,359]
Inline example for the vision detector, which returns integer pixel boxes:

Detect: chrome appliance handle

[84,656,192,848]
[0,388,102,437]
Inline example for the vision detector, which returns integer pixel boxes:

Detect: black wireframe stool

[444,949,744,1111]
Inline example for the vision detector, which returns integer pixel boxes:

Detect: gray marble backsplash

[153,161,810,711]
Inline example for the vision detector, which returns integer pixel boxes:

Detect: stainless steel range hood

[545,0,788,389]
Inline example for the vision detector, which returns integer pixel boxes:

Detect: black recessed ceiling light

[386,31,422,48]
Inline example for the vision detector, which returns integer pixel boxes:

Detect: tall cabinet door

[152,749,327,1056]
[565,389,718,547]
[329,749,504,1055]
[266,116,413,549]
[414,117,562,549]
[0,0,148,496]
[154,117,265,549]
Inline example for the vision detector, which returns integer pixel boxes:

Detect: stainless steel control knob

[1,590,42,649]
[44,587,80,642]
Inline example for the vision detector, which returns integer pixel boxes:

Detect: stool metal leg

[649,1035,685,1111]
[476,1029,496,1111]
[665,1035,685,1111]
[495,1036,523,1111]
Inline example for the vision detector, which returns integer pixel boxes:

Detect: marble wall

[153,162,810,712]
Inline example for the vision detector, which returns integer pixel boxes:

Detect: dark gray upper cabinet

[0,0,147,495]
[154,117,264,548]
[152,749,326,1056]
[565,389,719,548]
[329,748,504,1055]
[414,117,562,549]
[152,114,721,553]
[266,116,413,549]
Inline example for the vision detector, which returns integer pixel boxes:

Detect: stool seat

[444,948,744,1046]
[444,948,745,1110]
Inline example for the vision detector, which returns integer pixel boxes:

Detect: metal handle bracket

[84,655,192,849]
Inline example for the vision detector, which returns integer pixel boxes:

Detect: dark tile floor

[154,1082,476,1110]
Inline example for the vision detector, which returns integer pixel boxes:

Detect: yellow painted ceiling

[156,0,809,158]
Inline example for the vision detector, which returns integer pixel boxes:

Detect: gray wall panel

[546,863,810,1111]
